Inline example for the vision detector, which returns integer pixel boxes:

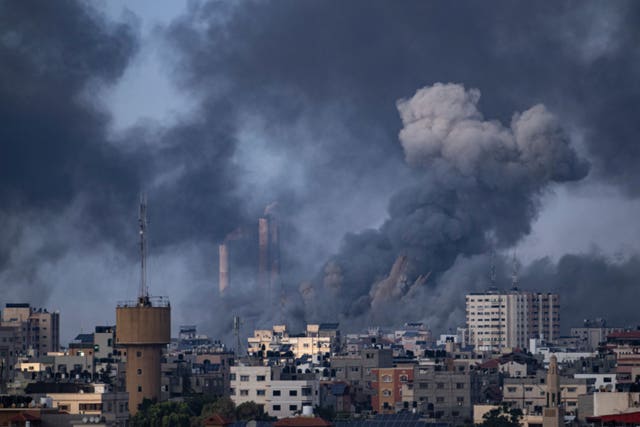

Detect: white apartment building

[466,289,559,351]
[247,324,337,361]
[230,365,319,418]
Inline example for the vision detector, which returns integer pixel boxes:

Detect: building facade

[1,303,60,356]
[466,290,559,351]
[230,365,319,419]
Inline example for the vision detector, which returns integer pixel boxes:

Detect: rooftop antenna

[138,194,150,306]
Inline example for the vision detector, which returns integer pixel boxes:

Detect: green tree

[479,404,523,427]
[130,401,193,427]
[201,396,236,420]
[236,401,264,421]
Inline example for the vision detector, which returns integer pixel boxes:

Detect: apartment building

[1,303,60,356]
[570,319,621,351]
[230,365,319,418]
[502,374,591,415]
[412,364,473,423]
[371,367,414,414]
[0,326,18,390]
[247,324,339,361]
[29,383,129,426]
[466,289,559,351]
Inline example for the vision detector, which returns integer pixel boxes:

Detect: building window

[289,390,298,396]
[382,389,392,397]
[382,375,392,382]
[229,373,236,381]
[456,383,464,389]
[273,405,281,411]
[507,387,517,393]
[289,405,297,411]
[136,351,142,358]
[256,375,266,381]
[436,397,445,403]
[302,387,312,396]
[240,390,249,396]
[79,403,103,411]
[137,368,142,375]
[419,382,428,389]
[257,389,266,396]
[400,375,408,382]
[436,383,444,389]
[273,390,281,396]
[456,397,464,403]
[230,388,236,395]
[137,385,142,392]
[240,375,249,381]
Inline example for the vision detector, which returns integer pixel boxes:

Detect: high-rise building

[465,289,559,352]
[1,303,60,356]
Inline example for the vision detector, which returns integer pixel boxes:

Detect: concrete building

[371,366,414,414]
[466,289,559,352]
[44,383,129,426]
[0,326,18,391]
[412,364,473,423]
[1,303,60,356]
[115,200,172,415]
[247,324,338,361]
[229,365,319,419]
[116,297,170,415]
[570,319,621,351]
[502,372,590,416]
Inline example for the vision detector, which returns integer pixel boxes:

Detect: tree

[201,396,236,420]
[479,404,523,427]
[130,401,193,427]
[236,401,264,421]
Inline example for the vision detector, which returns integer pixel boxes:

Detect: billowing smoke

[305,83,588,329]
[3,1,640,345]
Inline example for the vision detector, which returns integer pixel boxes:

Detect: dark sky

[1,0,640,343]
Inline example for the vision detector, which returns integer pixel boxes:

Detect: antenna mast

[138,195,150,305]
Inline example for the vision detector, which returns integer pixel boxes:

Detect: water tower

[116,197,170,414]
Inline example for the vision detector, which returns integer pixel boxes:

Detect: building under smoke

[217,204,280,301]
[258,205,280,297]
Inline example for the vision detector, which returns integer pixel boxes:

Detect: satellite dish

[82,417,88,423]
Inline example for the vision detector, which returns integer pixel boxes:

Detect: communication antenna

[233,315,243,357]
[138,194,150,306]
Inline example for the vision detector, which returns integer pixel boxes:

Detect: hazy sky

[2,1,640,344]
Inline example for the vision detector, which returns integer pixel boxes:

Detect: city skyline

[1,1,640,345]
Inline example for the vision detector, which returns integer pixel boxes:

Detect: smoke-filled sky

[2,1,640,345]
